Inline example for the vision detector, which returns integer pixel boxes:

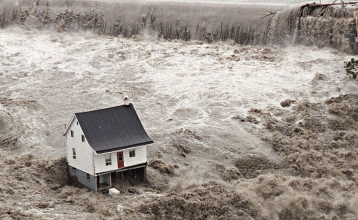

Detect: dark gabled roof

[75,104,153,153]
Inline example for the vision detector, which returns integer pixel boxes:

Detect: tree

[344,58,358,79]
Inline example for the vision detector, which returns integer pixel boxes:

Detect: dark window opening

[71,130,74,137]
[72,167,76,172]
[82,135,85,142]
[87,173,90,181]
[129,150,135,157]
[72,148,76,159]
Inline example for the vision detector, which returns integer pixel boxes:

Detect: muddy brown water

[1,1,358,219]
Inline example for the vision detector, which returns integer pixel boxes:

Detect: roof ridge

[75,103,132,115]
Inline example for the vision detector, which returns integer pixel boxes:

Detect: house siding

[123,145,147,167]
[94,151,118,174]
[69,166,97,191]
[66,117,95,175]
[94,146,147,174]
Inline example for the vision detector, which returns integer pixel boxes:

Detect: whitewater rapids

[1,26,358,219]
[0,27,355,157]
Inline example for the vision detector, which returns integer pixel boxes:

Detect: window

[105,154,112,166]
[82,135,85,142]
[72,148,76,159]
[118,152,123,161]
[72,167,76,172]
[71,130,74,137]
[87,173,90,181]
[76,121,79,125]
[129,150,135,157]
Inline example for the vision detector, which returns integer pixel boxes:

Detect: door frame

[117,151,124,168]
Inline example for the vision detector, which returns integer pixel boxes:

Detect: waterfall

[0,0,356,52]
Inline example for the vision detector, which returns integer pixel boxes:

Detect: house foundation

[97,163,147,192]
[69,165,147,192]
[69,164,147,192]
[68,166,97,191]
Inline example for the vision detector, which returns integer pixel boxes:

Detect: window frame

[71,130,74,137]
[82,135,85,142]
[86,173,90,181]
[72,148,76,159]
[129,150,135,158]
[105,154,112,166]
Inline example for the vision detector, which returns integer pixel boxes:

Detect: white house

[62,103,153,191]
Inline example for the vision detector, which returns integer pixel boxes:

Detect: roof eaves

[95,140,154,154]
[61,114,76,136]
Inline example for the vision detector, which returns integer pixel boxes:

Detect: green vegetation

[344,58,358,79]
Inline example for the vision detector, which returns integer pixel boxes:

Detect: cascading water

[266,6,301,45]
[1,0,357,53]
[0,1,354,52]
[1,0,355,52]
[1,0,358,219]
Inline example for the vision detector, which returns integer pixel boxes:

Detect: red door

[117,152,124,168]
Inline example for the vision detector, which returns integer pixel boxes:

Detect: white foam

[1,28,357,158]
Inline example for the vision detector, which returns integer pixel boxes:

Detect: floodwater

[1,0,358,219]
[94,0,335,5]
[1,27,355,157]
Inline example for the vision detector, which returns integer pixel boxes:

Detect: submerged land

[0,0,358,219]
